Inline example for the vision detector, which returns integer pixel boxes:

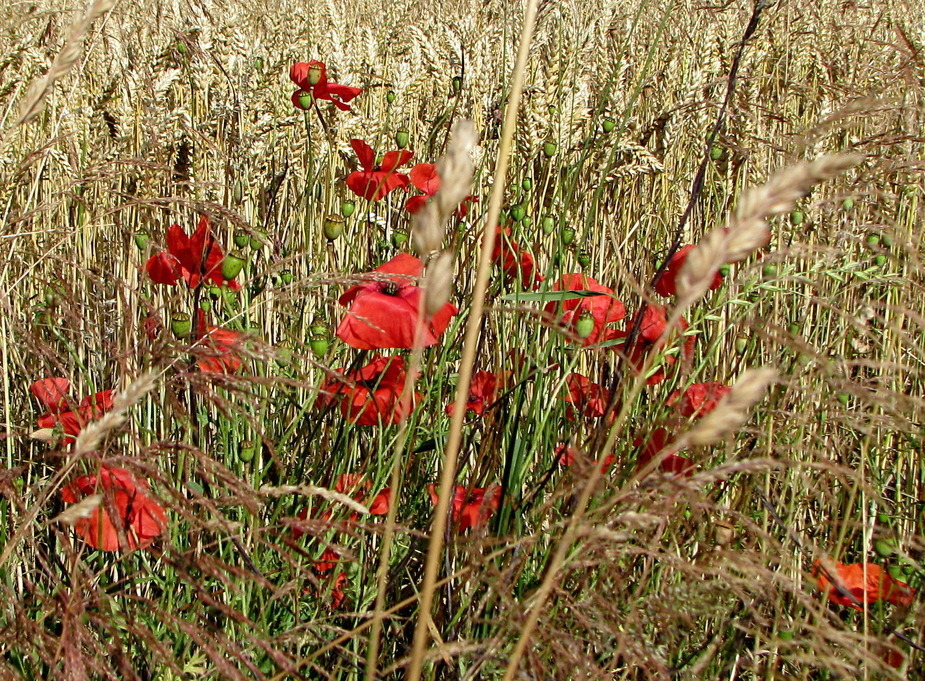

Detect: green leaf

[500,290,610,303]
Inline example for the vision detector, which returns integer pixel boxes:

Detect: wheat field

[0,0,923,678]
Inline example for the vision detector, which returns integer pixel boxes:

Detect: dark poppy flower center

[380,282,401,296]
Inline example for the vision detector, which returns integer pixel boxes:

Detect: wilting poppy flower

[60,466,168,552]
[490,226,543,290]
[405,163,477,217]
[196,326,244,374]
[554,443,614,471]
[562,373,610,420]
[445,370,503,417]
[634,427,695,476]
[428,484,501,532]
[32,378,115,443]
[608,305,695,385]
[669,382,732,419]
[345,139,413,201]
[145,216,241,290]
[545,274,625,345]
[320,355,421,426]
[336,253,458,350]
[290,60,363,112]
[654,244,724,297]
[813,560,916,610]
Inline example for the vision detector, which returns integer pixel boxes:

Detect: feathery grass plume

[73,371,158,456]
[52,494,103,527]
[424,250,455,317]
[411,120,477,255]
[14,0,117,128]
[676,154,862,308]
[676,368,777,447]
[257,484,370,515]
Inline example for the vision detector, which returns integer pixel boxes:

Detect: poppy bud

[888,564,904,580]
[275,346,293,367]
[280,270,293,285]
[521,178,533,192]
[541,215,556,235]
[323,215,345,241]
[841,197,854,211]
[874,539,896,557]
[175,41,189,56]
[577,249,592,268]
[133,232,150,250]
[778,631,794,641]
[880,233,894,248]
[451,76,462,93]
[865,233,880,247]
[307,63,323,86]
[221,252,247,280]
[762,264,778,279]
[837,393,850,405]
[876,512,891,525]
[735,335,748,354]
[548,104,558,115]
[386,90,396,104]
[253,56,264,71]
[394,128,410,149]
[575,312,595,339]
[340,199,356,218]
[560,225,576,245]
[297,91,313,109]
[718,264,730,277]
[249,232,265,250]
[521,215,533,227]
[234,230,249,248]
[789,210,804,226]
[874,254,887,266]
[232,179,244,204]
[310,336,329,357]
[709,145,723,161]
[542,140,558,157]
[238,440,256,462]
[171,313,192,338]
[208,285,222,299]
[787,323,800,335]
[391,231,409,249]
[602,118,616,133]
[44,286,60,306]
[200,299,212,312]
[510,205,525,222]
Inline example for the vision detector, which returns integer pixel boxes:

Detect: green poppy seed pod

[391,231,409,249]
[865,233,880,247]
[778,631,794,642]
[789,210,804,226]
[709,145,723,161]
[221,252,247,280]
[842,197,854,211]
[510,205,525,222]
[238,440,256,462]
[386,90,396,104]
[275,347,293,367]
[735,335,748,355]
[577,249,592,268]
[133,232,150,250]
[874,539,896,558]
[542,140,558,158]
[208,285,222,299]
[874,254,887,266]
[394,128,410,149]
[171,313,192,338]
[451,76,462,93]
[876,512,891,525]
[297,91,313,109]
[762,264,778,279]
[541,216,556,235]
[575,312,595,339]
[718,264,731,277]
[249,232,265,250]
[234,231,249,248]
[602,118,616,133]
[254,56,264,71]
[521,178,533,192]
[787,323,800,336]
[521,215,533,228]
[307,63,323,86]
[199,299,212,312]
[560,225,576,245]
[340,199,356,218]
[880,233,894,248]
[280,270,293,285]
[323,214,345,241]
[310,336,329,357]
[547,104,558,116]
[44,286,59,306]
[888,564,904,580]
[837,393,850,405]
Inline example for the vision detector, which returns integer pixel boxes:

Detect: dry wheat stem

[405,1,541,678]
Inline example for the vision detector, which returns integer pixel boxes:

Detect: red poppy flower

[608,305,695,385]
[330,571,349,608]
[633,427,695,476]
[405,163,477,217]
[196,326,244,374]
[428,484,501,532]
[654,244,724,297]
[290,60,363,112]
[314,547,341,574]
[32,378,115,442]
[345,139,413,201]
[368,487,392,516]
[554,443,615,471]
[668,382,732,419]
[335,253,458,350]
[490,226,543,290]
[320,355,421,426]
[813,560,916,610]
[445,370,503,417]
[60,466,168,552]
[145,216,241,290]
[545,274,625,345]
[562,373,610,420]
